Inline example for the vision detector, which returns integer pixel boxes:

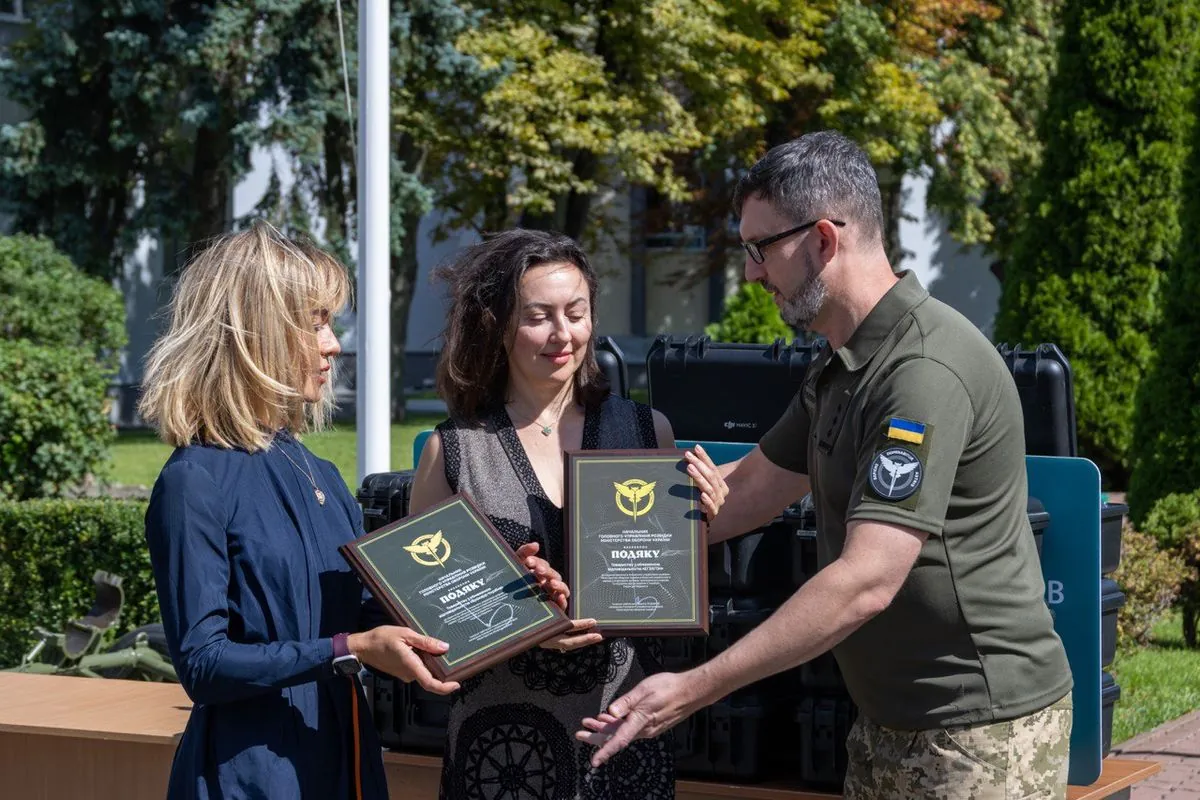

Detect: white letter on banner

[1046,580,1065,605]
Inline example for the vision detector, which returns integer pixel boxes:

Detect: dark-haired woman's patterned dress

[435,395,675,800]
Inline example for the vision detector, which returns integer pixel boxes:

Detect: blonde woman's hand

[684,444,729,520]
[347,626,460,695]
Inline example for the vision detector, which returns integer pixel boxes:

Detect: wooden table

[1067,758,1161,800]
[0,672,190,799]
[0,672,1161,800]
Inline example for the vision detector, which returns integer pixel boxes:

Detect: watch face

[334,655,361,676]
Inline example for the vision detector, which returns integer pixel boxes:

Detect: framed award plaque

[563,449,708,636]
[340,493,573,681]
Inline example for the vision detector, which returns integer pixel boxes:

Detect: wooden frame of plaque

[340,493,573,682]
[563,449,709,636]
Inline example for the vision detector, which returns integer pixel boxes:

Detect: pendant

[540,425,552,436]
[315,488,326,505]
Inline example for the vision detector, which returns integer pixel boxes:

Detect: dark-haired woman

[410,229,728,799]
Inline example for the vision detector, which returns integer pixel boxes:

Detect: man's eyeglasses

[740,219,846,265]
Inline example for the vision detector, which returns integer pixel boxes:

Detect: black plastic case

[1028,496,1050,560]
[707,595,776,656]
[1102,671,1121,757]
[995,343,1078,458]
[795,694,858,789]
[1101,502,1128,576]
[1101,578,1127,668]
[646,335,816,443]
[363,670,450,754]
[595,335,629,399]
[356,470,416,533]
[710,517,799,601]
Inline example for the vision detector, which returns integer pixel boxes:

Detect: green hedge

[0,340,115,500]
[0,499,156,667]
[705,282,794,344]
[994,0,1198,485]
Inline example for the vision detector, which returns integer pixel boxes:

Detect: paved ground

[1113,709,1200,798]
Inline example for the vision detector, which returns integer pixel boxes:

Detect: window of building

[0,0,28,20]
[643,187,707,251]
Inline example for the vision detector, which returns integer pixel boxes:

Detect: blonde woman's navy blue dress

[145,431,387,799]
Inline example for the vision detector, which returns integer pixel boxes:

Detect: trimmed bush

[994,0,1199,485]
[705,282,794,344]
[0,234,126,369]
[1114,524,1195,647]
[1139,491,1200,646]
[0,340,114,499]
[1129,82,1200,522]
[0,499,155,667]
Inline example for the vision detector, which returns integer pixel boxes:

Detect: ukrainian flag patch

[886,417,926,445]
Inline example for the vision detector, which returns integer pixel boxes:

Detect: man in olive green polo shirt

[576,131,1074,798]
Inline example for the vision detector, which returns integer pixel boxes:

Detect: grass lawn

[108,415,445,490]
[1111,612,1200,745]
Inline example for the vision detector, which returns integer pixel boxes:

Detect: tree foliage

[0,234,126,369]
[994,0,1198,483]
[704,282,794,344]
[1129,73,1200,521]
[807,0,1057,263]
[428,0,828,239]
[0,1,316,278]
[1138,491,1200,646]
[0,234,124,500]
[1113,524,1194,647]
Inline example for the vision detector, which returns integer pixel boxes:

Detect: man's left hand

[575,671,704,767]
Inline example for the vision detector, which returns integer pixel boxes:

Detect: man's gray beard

[779,253,827,329]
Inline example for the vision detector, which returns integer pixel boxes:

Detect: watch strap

[333,632,351,660]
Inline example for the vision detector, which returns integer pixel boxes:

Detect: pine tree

[1129,81,1200,521]
[994,0,1199,484]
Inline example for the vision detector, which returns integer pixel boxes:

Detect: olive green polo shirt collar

[834,270,928,372]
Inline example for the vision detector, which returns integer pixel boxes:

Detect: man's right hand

[348,626,460,695]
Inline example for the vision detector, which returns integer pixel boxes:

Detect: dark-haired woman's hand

[517,541,570,611]
[684,444,729,521]
[347,627,460,695]
[539,618,604,652]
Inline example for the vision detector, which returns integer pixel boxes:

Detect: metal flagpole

[356,0,390,483]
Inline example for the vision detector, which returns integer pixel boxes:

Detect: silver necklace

[507,395,571,437]
[277,439,326,505]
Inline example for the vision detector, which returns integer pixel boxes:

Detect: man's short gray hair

[732,131,885,249]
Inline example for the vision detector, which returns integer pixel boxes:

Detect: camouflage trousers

[843,693,1073,799]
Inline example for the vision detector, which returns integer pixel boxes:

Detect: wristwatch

[332,632,361,677]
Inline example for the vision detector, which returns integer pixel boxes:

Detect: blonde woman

[140,224,565,800]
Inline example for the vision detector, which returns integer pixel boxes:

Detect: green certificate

[341,494,573,681]
[564,449,708,636]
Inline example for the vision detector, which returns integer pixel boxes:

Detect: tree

[246,1,492,421]
[922,0,1061,267]
[425,0,828,241]
[704,282,793,344]
[0,234,125,499]
[1,1,468,422]
[806,0,1058,264]
[0,1,308,279]
[994,0,1199,484]
[1129,72,1200,521]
